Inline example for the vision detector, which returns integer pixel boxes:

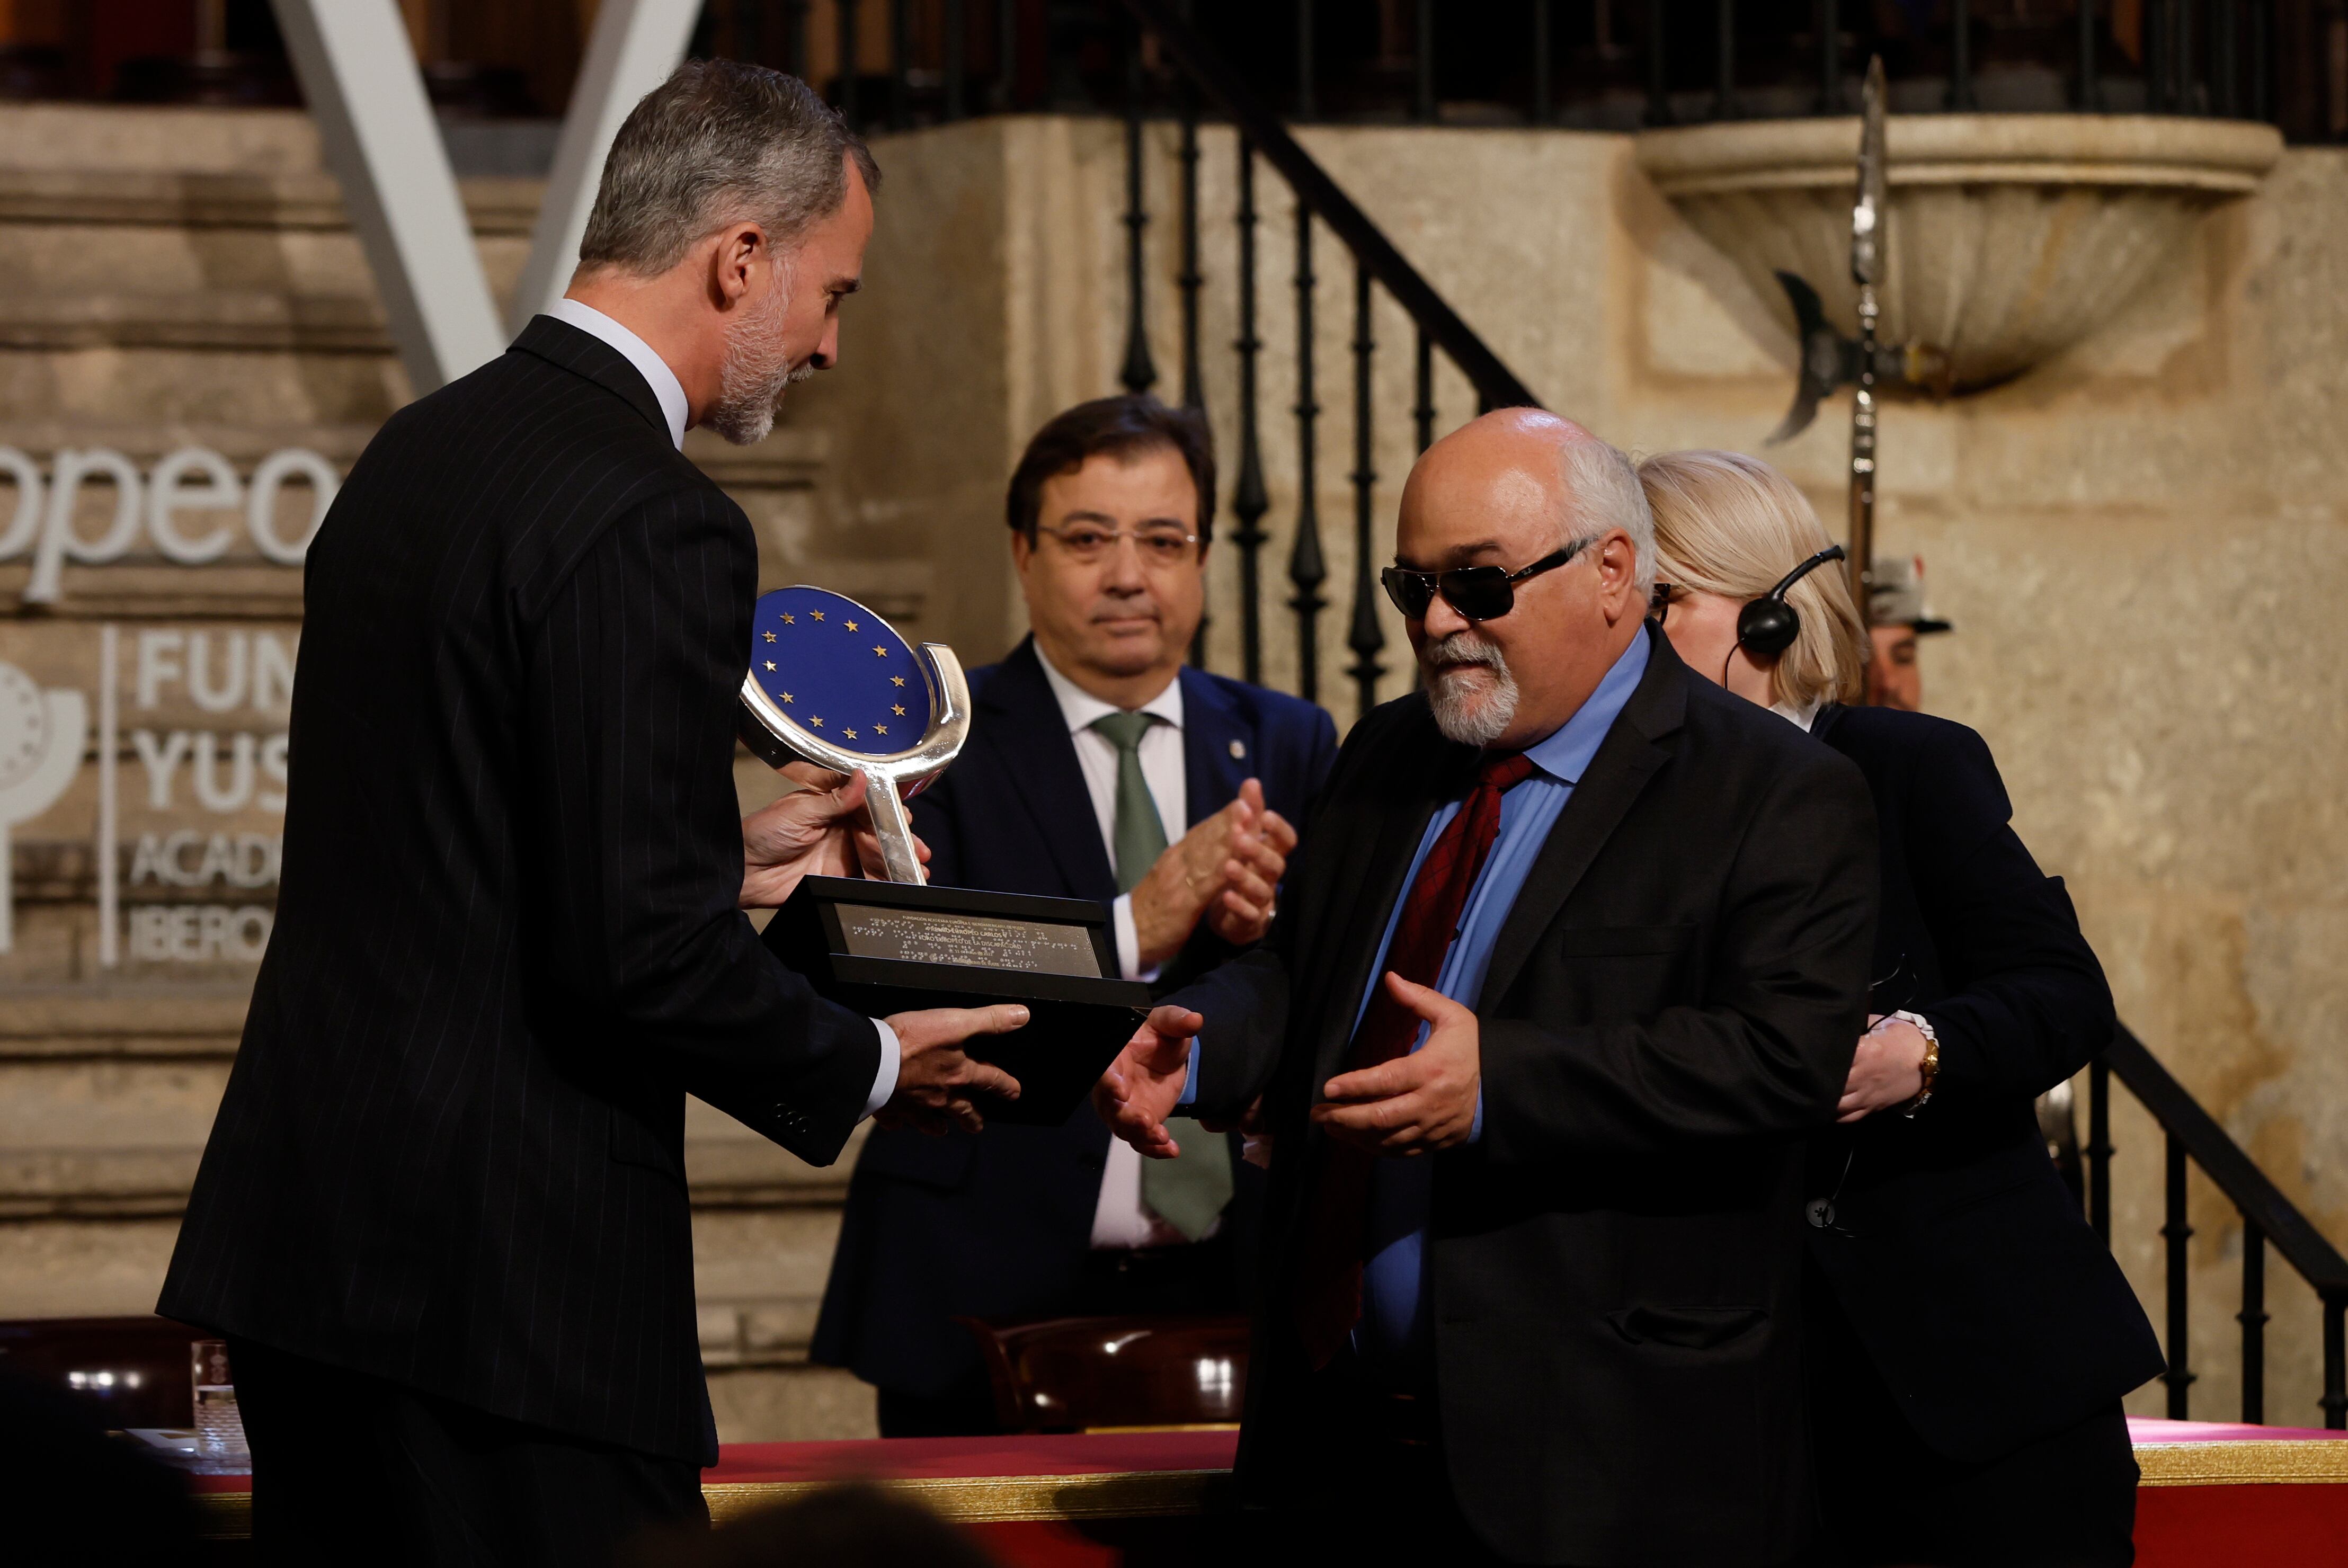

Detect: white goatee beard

[1423,631,1519,748]
[706,272,813,446]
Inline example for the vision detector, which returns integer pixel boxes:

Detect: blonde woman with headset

[1639,450,2161,1568]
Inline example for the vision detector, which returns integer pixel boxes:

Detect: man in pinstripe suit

[160,64,1020,1566]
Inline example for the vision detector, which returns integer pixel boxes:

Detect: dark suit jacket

[158,316,883,1466]
[1169,626,1879,1567]
[810,638,1337,1402]
[1806,704,2163,1462]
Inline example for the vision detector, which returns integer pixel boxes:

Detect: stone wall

[4,97,2345,1440]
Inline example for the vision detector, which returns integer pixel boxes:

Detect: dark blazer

[810,637,1338,1402]
[158,316,883,1466]
[1169,626,1879,1568]
[1806,704,2162,1462]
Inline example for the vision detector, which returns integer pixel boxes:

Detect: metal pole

[1948,0,1978,109]
[1120,21,1158,396]
[1232,139,1269,687]
[1291,204,1327,704]
[1645,0,1671,124]
[1846,57,1886,627]
[1347,261,1383,722]
[1412,326,1435,454]
[2078,0,2100,110]
[2326,1296,2347,1429]
[2240,1218,2267,1423]
[1711,0,1739,119]
[1296,0,1316,119]
[2164,1129,2196,1419]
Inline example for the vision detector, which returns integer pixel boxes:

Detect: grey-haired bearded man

[162,62,1021,1566]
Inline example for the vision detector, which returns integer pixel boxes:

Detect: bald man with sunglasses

[1096,411,1879,1566]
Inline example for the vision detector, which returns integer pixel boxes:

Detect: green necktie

[1090,710,1234,1242]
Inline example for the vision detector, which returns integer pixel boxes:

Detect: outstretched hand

[1310,972,1481,1155]
[739,764,931,909]
[1093,1003,1202,1159]
[878,1003,1027,1136]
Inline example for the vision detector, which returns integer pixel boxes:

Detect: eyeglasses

[1378,540,1585,623]
[1033,522,1200,566]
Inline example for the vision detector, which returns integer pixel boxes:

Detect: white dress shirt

[544,298,689,450]
[1030,645,1211,1250]
[544,300,897,1120]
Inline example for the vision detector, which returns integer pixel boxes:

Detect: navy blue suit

[810,638,1337,1415]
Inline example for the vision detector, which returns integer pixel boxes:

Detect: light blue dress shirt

[1346,630,1650,1377]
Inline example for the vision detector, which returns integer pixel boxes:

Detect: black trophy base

[760,875,1151,1127]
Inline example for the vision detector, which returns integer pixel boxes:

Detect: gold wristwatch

[1895,1010,1940,1118]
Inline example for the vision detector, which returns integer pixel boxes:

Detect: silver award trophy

[739,586,1149,1124]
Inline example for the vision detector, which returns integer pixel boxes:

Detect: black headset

[1736,545,1847,658]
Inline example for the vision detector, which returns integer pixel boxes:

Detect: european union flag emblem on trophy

[739,586,1149,1125]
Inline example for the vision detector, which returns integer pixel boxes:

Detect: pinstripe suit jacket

[159,316,882,1465]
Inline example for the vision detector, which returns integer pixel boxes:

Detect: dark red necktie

[1293,750,1537,1369]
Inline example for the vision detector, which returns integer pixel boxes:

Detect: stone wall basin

[1634,114,2283,391]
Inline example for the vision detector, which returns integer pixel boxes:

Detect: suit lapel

[977,640,1118,900]
[1178,666,1250,825]
[1475,628,1689,1011]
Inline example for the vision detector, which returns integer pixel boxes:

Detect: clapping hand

[739,763,931,910]
[1128,779,1297,965]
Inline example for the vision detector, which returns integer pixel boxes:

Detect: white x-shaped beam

[270,0,701,395]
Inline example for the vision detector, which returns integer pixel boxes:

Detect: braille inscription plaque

[834,904,1101,978]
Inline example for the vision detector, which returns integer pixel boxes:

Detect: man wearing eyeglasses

[1096,410,1879,1564]
[812,394,1338,1436]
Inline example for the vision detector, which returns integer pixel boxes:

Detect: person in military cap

[1864,553,1952,712]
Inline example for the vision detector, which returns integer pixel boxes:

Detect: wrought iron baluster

[1297,0,1316,119]
[1416,0,1437,122]
[2148,0,2168,111]
[1533,0,1553,124]
[890,0,910,129]
[2240,1217,2267,1423]
[996,0,1018,111]
[1413,326,1435,454]
[1819,0,1842,113]
[945,0,966,120]
[2077,0,2100,110]
[1347,262,1383,722]
[2326,1296,2347,1429]
[2176,0,2200,112]
[1711,0,1739,119]
[1232,139,1270,687]
[1947,0,1978,109]
[2089,1057,2111,1242]
[2249,0,2270,122]
[2211,0,2237,117]
[1646,0,1671,124]
[2164,1129,2196,1418]
[787,0,810,77]
[1291,206,1327,706]
[1177,34,1205,412]
[1120,20,1159,396]
[839,0,862,128]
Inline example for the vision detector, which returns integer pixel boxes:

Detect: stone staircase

[0,103,886,1440]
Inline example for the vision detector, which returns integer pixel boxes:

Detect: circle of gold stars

[760,598,927,752]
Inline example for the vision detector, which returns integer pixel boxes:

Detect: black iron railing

[699,1,2347,145]
[2094,1023,2348,1429]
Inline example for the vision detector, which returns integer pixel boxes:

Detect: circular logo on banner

[748,586,934,760]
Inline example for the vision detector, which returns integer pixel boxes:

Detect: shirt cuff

[1111,893,1160,983]
[1470,1086,1484,1144]
[1177,1036,1200,1109]
[861,1017,901,1121]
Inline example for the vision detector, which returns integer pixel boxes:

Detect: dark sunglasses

[1379,540,1584,623]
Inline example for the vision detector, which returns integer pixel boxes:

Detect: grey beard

[706,278,815,446]
[1423,632,1519,748]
